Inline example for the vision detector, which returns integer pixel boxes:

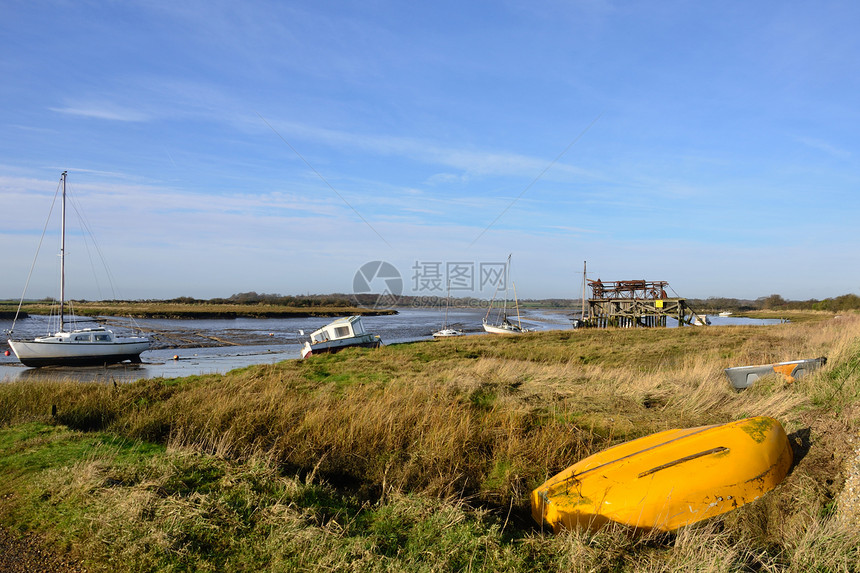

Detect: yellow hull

[531,416,793,533]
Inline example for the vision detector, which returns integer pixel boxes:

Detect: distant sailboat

[571,260,589,329]
[483,254,530,334]
[691,313,711,326]
[6,172,150,367]
[433,282,463,338]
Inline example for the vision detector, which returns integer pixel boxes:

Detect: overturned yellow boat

[531,416,793,533]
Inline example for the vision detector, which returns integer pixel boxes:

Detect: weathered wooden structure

[584,279,698,328]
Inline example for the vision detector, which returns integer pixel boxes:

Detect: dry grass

[2,313,859,571]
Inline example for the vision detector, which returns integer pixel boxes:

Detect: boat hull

[531,416,793,533]
[301,335,382,359]
[433,329,463,338]
[8,339,150,368]
[724,358,826,389]
[482,324,525,334]
[482,319,529,334]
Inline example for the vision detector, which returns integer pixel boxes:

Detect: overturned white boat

[724,357,827,389]
[301,316,382,359]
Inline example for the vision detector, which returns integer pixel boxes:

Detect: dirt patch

[833,405,860,529]
[0,525,85,573]
[786,410,857,513]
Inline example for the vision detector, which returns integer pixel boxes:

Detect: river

[0,308,780,383]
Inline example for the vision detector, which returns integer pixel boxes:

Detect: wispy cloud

[4,1,859,300]
[547,224,600,234]
[49,103,149,122]
[259,116,595,180]
[425,173,470,186]
[795,136,852,159]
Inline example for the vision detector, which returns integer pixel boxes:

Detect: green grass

[9,423,853,573]
[1,314,859,571]
[0,424,558,572]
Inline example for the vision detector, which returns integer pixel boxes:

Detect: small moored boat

[724,357,826,389]
[301,316,382,359]
[432,328,463,338]
[482,316,529,334]
[691,313,711,326]
[483,254,531,335]
[433,282,463,338]
[531,416,793,533]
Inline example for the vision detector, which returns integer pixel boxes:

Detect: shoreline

[0,306,396,321]
[0,312,26,319]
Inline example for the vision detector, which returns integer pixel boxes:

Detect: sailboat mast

[484,270,503,321]
[444,281,450,329]
[59,171,67,332]
[503,253,511,318]
[581,260,586,321]
[513,282,523,330]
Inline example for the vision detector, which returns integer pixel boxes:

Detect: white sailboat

[6,172,150,367]
[483,255,530,334]
[571,260,589,329]
[433,282,463,338]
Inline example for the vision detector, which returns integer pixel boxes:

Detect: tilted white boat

[482,317,530,334]
[6,172,150,367]
[301,316,382,359]
[483,255,530,335]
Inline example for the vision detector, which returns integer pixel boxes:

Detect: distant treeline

[131,292,573,309]
[161,292,860,312]
[688,294,860,313]
[8,291,859,312]
[155,292,356,307]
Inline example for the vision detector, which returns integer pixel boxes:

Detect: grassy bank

[0,300,395,319]
[1,316,859,571]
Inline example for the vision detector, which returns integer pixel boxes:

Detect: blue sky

[1,0,858,301]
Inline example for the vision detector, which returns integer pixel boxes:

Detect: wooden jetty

[583,279,698,328]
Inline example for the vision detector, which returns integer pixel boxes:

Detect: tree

[761,294,786,310]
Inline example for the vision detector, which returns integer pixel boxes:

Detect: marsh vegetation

[1,314,858,571]
[0,299,394,320]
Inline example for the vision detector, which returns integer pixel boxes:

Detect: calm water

[0,309,779,383]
